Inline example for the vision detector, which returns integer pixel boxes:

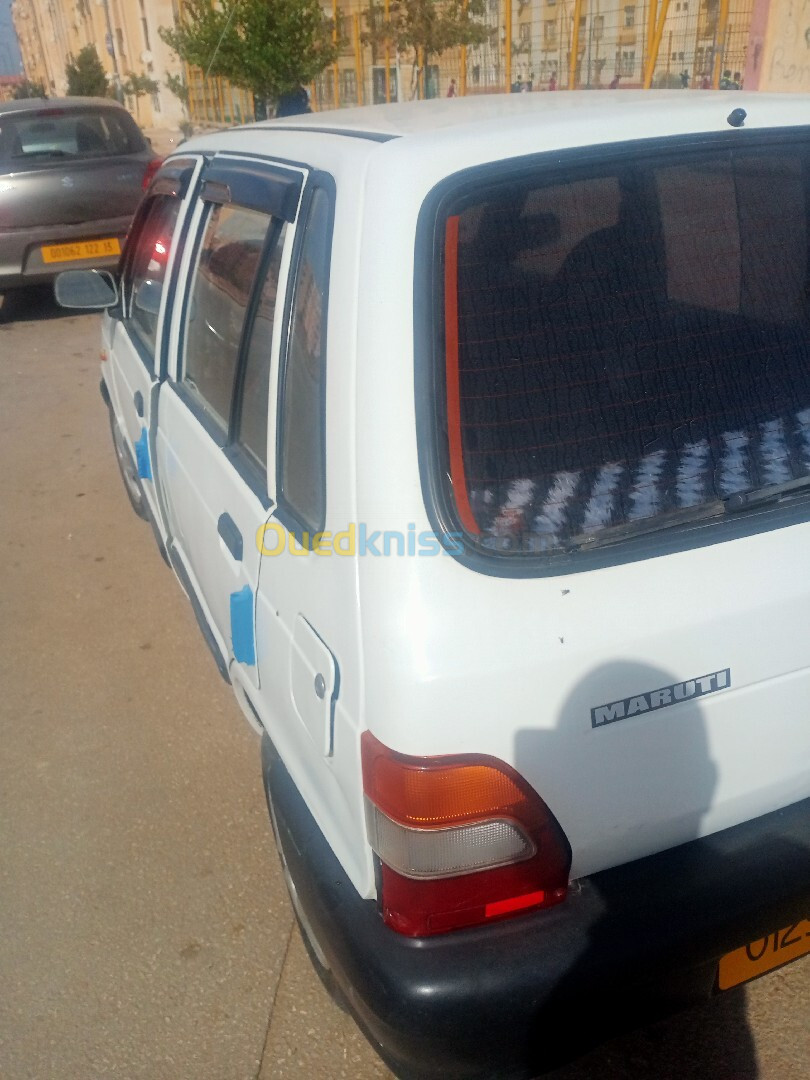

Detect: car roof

[0,97,129,116]
[248,89,810,142]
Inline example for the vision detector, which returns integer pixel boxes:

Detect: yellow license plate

[718,918,810,990]
[41,237,121,264]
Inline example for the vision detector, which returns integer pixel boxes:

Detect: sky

[0,0,24,76]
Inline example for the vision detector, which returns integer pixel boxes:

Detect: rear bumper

[0,216,131,289]
[264,741,810,1080]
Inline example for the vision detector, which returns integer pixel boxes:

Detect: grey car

[0,97,160,292]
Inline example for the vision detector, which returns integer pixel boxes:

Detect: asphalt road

[0,287,807,1080]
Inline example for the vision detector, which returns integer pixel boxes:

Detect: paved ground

[0,288,807,1079]
[143,126,189,158]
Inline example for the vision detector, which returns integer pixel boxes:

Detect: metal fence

[179,0,757,124]
[309,0,755,111]
[185,67,255,126]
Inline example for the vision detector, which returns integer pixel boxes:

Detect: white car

[57,91,810,1079]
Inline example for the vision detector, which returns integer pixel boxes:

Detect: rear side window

[436,142,810,561]
[0,107,145,164]
[278,187,332,532]
[182,203,272,431]
[236,222,288,471]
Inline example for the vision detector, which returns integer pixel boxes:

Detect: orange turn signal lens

[362,732,545,830]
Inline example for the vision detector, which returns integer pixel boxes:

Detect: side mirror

[134,278,163,316]
[55,269,119,310]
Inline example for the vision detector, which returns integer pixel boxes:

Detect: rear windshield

[0,107,145,165]
[435,139,810,560]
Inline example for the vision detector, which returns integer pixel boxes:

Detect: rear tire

[108,407,148,520]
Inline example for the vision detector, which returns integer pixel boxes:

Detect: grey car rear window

[0,107,145,164]
[437,141,810,558]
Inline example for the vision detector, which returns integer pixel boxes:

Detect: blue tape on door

[230,585,256,666]
[135,427,152,480]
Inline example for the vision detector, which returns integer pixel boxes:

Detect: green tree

[13,79,47,99]
[362,0,492,99]
[165,72,195,138]
[122,70,160,123]
[159,0,338,104]
[65,44,109,97]
[164,71,190,112]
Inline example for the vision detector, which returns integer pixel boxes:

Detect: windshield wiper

[565,475,810,553]
[569,501,723,551]
[723,475,810,512]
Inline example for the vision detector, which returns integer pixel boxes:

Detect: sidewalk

[142,126,189,157]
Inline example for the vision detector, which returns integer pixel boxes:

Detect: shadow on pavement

[0,285,76,324]
[543,987,755,1079]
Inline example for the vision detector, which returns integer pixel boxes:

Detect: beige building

[747,0,810,90]
[11,0,187,126]
[9,0,807,133]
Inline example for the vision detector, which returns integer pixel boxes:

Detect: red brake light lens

[362,732,571,937]
[142,157,163,191]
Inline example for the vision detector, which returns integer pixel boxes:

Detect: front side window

[435,141,810,563]
[124,195,181,362]
[182,203,271,430]
[278,187,332,532]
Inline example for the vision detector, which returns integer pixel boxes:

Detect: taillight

[362,732,571,937]
[142,157,163,191]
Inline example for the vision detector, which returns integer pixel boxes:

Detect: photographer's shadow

[515,660,757,1079]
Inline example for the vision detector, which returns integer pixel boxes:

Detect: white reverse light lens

[365,799,536,880]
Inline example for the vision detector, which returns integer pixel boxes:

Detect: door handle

[134,390,144,417]
[217,513,243,561]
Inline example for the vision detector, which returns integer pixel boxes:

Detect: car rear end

[0,99,160,291]
[265,96,810,1079]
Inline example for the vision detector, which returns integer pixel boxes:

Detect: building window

[624,6,635,27]
[620,49,635,76]
[339,69,357,104]
[138,0,151,51]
